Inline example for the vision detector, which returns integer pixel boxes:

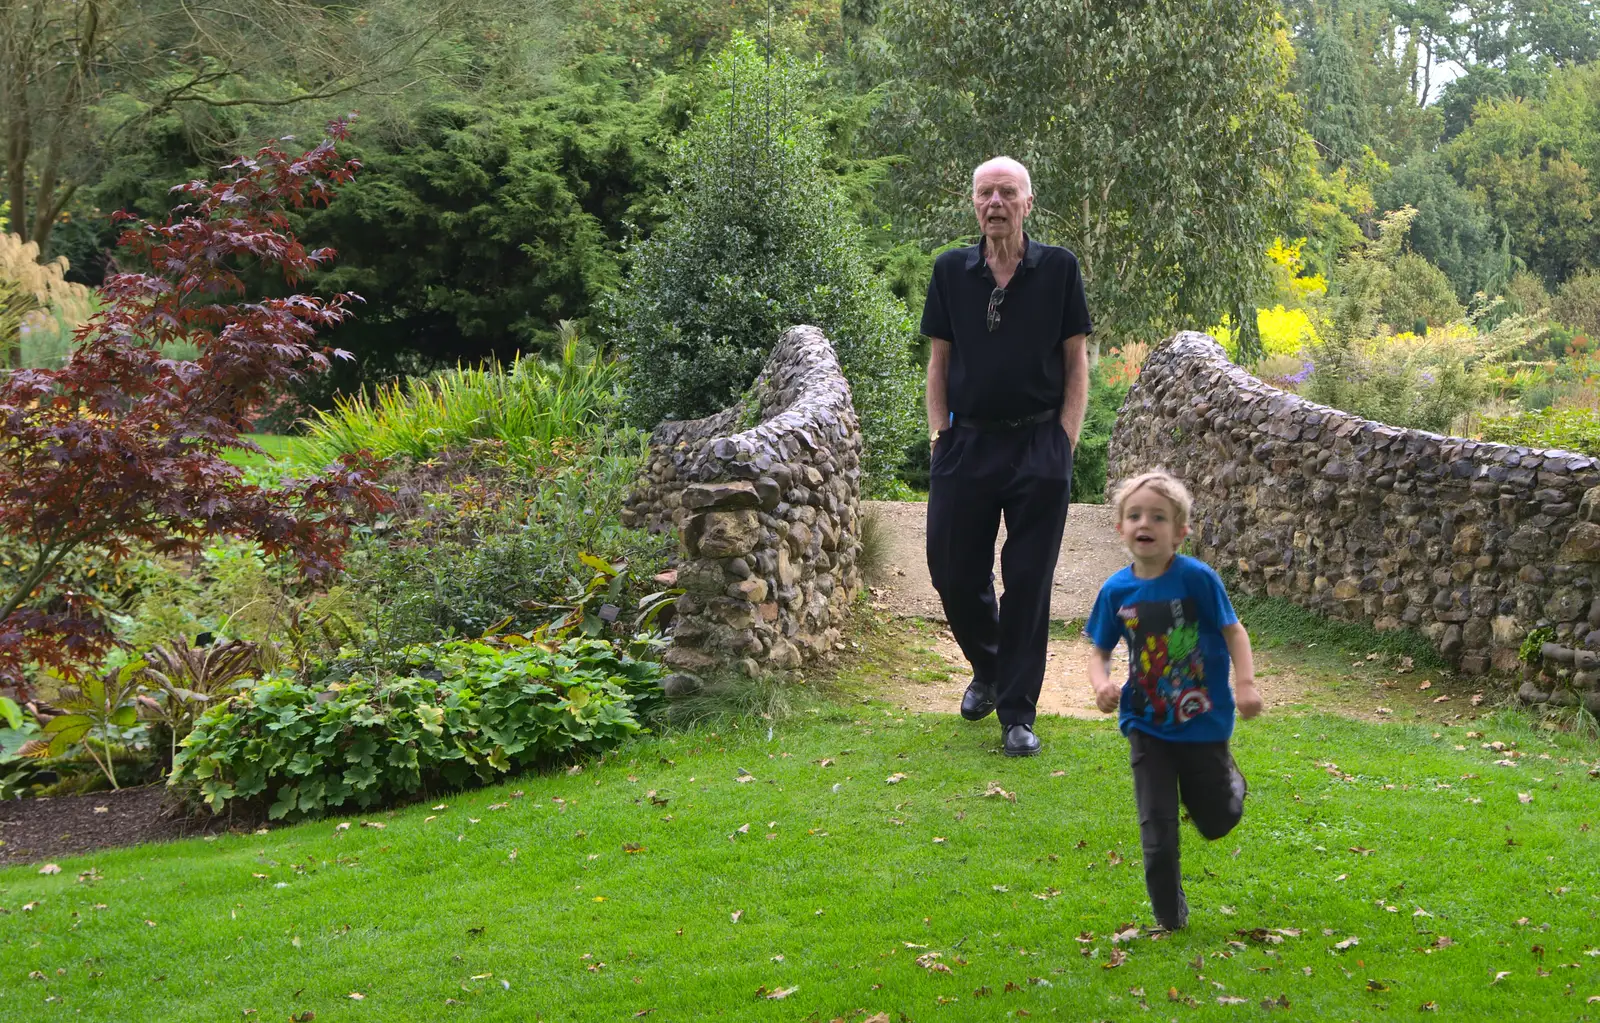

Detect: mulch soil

[0,787,249,867]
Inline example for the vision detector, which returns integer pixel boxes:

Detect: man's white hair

[972,156,1033,197]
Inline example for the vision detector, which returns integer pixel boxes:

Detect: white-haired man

[920,156,1092,757]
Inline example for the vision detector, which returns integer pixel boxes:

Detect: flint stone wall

[1109,331,1600,713]
[621,325,863,681]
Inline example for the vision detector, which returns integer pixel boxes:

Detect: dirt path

[865,500,1130,623]
[860,500,1311,718]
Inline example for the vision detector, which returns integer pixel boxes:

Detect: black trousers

[925,421,1072,728]
[1129,729,1246,928]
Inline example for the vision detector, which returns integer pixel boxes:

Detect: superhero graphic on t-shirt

[1115,597,1213,727]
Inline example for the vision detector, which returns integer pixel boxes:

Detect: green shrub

[300,334,625,467]
[1072,362,1131,504]
[1479,406,1600,456]
[607,35,920,494]
[347,440,673,648]
[170,637,663,819]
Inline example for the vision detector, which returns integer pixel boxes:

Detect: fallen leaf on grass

[1491,971,1511,985]
[1217,995,1248,1005]
[487,802,508,811]
[1104,948,1127,969]
[932,836,947,844]
[361,821,385,830]
[1050,770,1066,777]
[38,864,60,875]
[1111,927,1140,945]
[622,843,646,854]
[886,773,907,784]
[983,781,1016,801]
[731,910,743,923]
[1366,979,1389,992]
[1518,792,1533,804]
[764,986,798,1000]
[1419,1001,1437,1011]
[1219,905,1236,916]
[1333,936,1360,952]
[1418,680,1432,690]
[347,992,365,1000]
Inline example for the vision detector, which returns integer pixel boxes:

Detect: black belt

[950,408,1058,432]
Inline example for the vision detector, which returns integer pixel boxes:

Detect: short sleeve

[1061,254,1093,340]
[1084,582,1123,651]
[1191,563,1239,631]
[920,266,952,340]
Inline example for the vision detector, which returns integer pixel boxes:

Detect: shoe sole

[1002,745,1040,757]
[960,706,996,722]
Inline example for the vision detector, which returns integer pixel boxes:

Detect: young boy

[1085,470,1263,931]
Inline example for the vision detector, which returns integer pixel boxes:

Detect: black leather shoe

[1002,723,1040,757]
[959,680,996,721]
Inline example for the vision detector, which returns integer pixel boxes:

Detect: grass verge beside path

[222,434,318,472]
[3,707,1597,1021]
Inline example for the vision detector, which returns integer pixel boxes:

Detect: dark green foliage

[296,65,677,384]
[1071,362,1130,505]
[170,637,663,819]
[1295,19,1376,168]
[1376,157,1500,302]
[609,37,920,493]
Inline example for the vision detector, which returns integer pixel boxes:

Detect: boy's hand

[1236,680,1264,720]
[1092,680,1120,714]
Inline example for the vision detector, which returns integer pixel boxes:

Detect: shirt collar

[965,233,1042,274]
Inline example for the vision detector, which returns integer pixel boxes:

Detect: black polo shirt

[919,236,1093,421]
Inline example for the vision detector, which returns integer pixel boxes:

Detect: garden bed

[0,786,238,866]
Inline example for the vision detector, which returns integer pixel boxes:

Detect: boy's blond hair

[1111,470,1194,531]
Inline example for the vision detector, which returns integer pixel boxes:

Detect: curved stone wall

[621,325,863,681]
[1109,331,1600,712]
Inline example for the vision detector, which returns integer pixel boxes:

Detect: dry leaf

[362,821,385,830]
[1333,936,1360,952]
[347,993,365,1000]
[1104,948,1127,969]
[886,773,907,784]
[731,910,743,923]
[1217,995,1248,1005]
[38,863,60,875]
[1518,792,1533,804]
[1491,971,1510,985]
[622,843,646,854]
[932,836,947,844]
[765,986,798,1000]
[983,781,1015,801]
[1418,680,1432,690]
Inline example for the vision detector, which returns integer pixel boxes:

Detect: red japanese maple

[0,124,390,692]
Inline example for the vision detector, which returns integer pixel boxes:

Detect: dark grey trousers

[1129,728,1246,928]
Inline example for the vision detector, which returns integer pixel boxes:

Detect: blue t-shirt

[1084,555,1240,743]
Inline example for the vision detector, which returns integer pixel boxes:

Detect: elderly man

[920,156,1092,757]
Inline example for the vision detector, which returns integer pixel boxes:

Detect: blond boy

[1085,471,1263,930]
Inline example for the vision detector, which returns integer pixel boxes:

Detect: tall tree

[0,0,531,257]
[876,0,1305,357]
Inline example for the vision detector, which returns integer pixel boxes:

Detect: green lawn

[3,706,1597,1021]
[221,434,318,471]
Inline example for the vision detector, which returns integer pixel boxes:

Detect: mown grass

[3,705,1596,1021]
[220,434,319,471]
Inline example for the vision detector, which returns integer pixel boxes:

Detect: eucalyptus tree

[875,0,1306,359]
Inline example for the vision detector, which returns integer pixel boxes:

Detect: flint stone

[697,509,761,558]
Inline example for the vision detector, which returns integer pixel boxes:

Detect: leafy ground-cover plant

[0,126,388,694]
[1479,406,1600,455]
[170,637,664,820]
